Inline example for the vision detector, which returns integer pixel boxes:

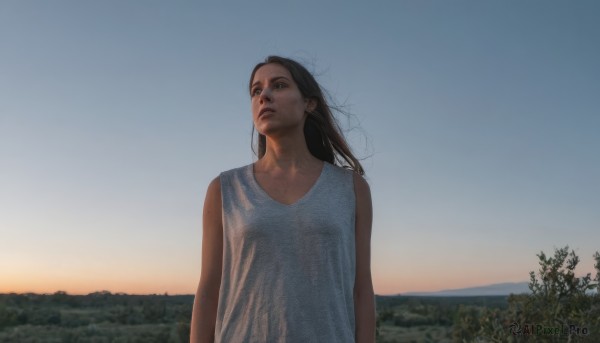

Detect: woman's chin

[256,123,280,136]
[256,121,304,138]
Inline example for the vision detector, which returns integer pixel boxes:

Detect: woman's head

[250,63,316,143]
[249,56,364,175]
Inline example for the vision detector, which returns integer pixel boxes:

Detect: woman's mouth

[259,108,275,118]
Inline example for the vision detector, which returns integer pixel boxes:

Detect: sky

[1,1,599,296]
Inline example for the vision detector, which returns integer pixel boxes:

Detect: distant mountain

[402,282,530,296]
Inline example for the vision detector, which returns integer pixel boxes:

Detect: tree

[454,246,600,342]
[523,246,597,332]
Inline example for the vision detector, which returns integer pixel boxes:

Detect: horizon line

[2,280,531,297]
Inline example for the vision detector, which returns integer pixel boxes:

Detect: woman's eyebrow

[251,76,291,88]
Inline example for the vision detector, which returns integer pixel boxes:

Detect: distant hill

[402,282,530,296]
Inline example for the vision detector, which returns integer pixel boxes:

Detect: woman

[190,56,375,343]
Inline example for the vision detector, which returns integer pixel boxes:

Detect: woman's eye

[251,88,261,96]
[274,82,286,89]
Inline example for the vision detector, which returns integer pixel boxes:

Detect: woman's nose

[259,87,272,102]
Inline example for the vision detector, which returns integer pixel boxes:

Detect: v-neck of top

[248,161,329,207]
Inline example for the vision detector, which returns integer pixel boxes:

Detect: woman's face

[250,63,313,138]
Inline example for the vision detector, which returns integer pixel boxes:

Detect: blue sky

[1,1,599,295]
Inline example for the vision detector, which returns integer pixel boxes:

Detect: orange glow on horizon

[1,279,197,296]
[3,254,535,296]
[1,266,200,295]
[2,272,529,296]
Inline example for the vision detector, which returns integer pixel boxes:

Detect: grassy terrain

[0,292,192,343]
[1,292,509,342]
[377,324,453,343]
[375,295,508,342]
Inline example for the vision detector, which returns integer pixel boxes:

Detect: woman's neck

[259,134,321,171]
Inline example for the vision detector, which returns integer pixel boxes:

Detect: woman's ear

[306,98,317,113]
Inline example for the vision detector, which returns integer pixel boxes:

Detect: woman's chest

[254,170,322,206]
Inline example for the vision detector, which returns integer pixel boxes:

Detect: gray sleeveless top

[215,161,356,343]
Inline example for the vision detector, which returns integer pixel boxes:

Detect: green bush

[453,246,600,342]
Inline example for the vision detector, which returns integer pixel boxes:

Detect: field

[375,295,509,343]
[0,292,509,342]
[377,325,453,343]
[0,292,192,343]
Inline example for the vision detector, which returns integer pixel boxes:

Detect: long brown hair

[249,56,365,175]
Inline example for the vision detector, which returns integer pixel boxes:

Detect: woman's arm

[190,176,223,343]
[353,173,376,343]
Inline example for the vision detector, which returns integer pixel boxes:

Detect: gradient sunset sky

[1,1,599,295]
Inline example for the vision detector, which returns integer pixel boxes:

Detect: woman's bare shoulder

[352,171,371,198]
[203,175,222,213]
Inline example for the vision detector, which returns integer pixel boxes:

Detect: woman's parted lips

[259,107,275,118]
